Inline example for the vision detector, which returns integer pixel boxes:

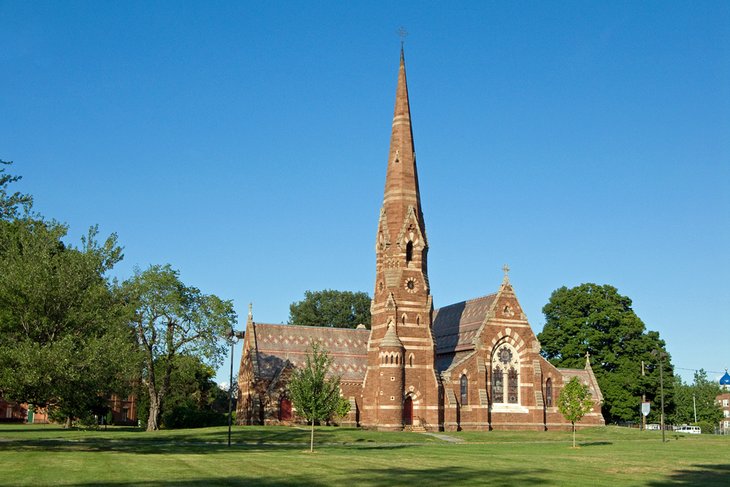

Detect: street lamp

[226,329,242,447]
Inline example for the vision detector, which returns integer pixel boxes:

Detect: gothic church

[237,50,605,431]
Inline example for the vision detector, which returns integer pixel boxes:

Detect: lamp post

[226,329,241,447]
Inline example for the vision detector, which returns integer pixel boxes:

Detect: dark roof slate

[432,294,496,354]
[252,323,369,381]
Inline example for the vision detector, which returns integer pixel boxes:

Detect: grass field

[1,424,728,486]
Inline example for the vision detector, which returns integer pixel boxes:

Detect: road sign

[641,402,651,417]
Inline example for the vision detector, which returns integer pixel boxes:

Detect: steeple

[383,49,426,240]
[362,48,439,431]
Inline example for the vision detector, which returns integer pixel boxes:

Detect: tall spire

[383,49,424,232]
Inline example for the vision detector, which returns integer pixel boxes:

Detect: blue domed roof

[720,371,730,386]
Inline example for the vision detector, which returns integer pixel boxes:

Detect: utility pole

[641,360,646,431]
[652,349,667,442]
[693,394,697,424]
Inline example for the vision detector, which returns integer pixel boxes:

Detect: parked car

[675,425,701,434]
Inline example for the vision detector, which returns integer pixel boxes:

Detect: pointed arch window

[545,378,553,407]
[460,375,468,406]
[508,368,518,404]
[405,241,413,265]
[492,366,503,403]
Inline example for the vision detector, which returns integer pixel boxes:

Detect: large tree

[0,218,137,426]
[289,289,371,328]
[538,283,674,423]
[123,265,236,431]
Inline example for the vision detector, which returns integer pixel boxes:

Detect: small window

[460,375,468,405]
[406,241,413,264]
[409,354,414,367]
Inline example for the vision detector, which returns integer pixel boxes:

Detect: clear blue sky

[2,1,728,387]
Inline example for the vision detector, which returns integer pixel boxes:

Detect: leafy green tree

[288,341,344,452]
[669,370,722,431]
[0,219,137,426]
[558,377,595,447]
[538,283,674,423]
[289,289,371,329]
[123,265,236,431]
[0,160,33,220]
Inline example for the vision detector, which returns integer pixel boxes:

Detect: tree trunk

[310,417,315,453]
[147,383,161,431]
[64,416,73,429]
[572,421,576,448]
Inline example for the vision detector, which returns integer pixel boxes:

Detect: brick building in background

[237,50,605,431]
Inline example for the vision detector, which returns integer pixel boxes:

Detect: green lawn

[1,424,728,486]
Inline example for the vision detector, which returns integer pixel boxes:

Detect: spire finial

[248,302,253,319]
[397,26,409,50]
[585,351,592,368]
[502,264,510,284]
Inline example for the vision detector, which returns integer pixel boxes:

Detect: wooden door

[403,396,413,425]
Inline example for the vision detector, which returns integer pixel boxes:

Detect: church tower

[361,49,441,431]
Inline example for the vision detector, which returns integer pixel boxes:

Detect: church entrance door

[279,397,292,421]
[403,396,413,425]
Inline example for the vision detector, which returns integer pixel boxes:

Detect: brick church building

[236,50,605,431]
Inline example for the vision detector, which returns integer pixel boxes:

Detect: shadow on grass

[646,464,730,486]
[578,441,613,447]
[65,465,554,487]
[4,439,417,455]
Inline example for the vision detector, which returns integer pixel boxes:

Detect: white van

[675,425,701,434]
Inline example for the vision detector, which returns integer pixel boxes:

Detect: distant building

[236,50,605,431]
[718,370,730,433]
[0,394,135,425]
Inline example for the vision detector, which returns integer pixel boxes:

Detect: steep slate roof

[252,323,369,381]
[432,294,497,355]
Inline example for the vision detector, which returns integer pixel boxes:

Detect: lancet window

[460,375,468,405]
[545,378,553,407]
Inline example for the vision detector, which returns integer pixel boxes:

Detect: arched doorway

[278,396,292,421]
[403,396,413,426]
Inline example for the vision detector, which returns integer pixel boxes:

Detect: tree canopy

[538,283,674,424]
[669,370,723,432]
[0,160,33,219]
[289,289,371,329]
[0,217,137,425]
[122,264,237,430]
